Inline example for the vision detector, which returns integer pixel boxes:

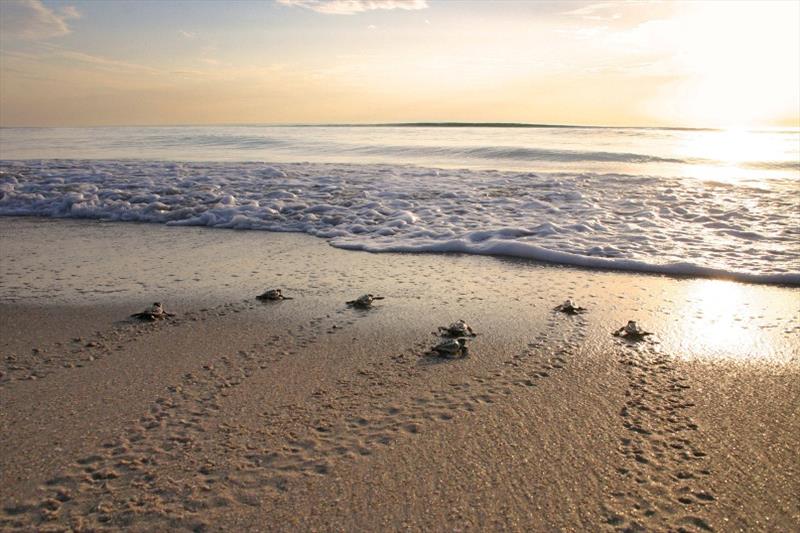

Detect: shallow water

[1,125,798,284]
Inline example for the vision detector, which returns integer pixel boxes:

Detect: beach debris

[613,320,652,340]
[554,299,587,315]
[131,302,175,321]
[346,294,384,309]
[438,319,477,337]
[256,288,293,301]
[431,338,469,358]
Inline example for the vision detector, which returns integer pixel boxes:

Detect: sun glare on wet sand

[662,279,800,362]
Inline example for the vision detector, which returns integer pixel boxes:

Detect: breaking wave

[2,159,798,285]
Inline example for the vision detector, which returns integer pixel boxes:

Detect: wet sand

[1,217,798,532]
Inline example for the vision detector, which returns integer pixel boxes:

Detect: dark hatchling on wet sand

[256,288,293,301]
[346,294,384,309]
[431,337,470,358]
[613,320,653,340]
[438,319,477,337]
[554,299,587,315]
[130,302,175,321]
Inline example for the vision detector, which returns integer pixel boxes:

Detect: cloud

[53,49,161,74]
[60,5,80,19]
[179,30,197,39]
[562,2,624,22]
[15,43,163,76]
[277,0,428,15]
[0,0,80,40]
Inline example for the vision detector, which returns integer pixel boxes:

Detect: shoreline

[1,217,798,531]
[2,213,799,291]
[3,154,798,288]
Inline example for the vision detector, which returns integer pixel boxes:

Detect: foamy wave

[334,238,800,285]
[1,160,798,285]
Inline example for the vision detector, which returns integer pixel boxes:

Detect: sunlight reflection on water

[678,128,800,184]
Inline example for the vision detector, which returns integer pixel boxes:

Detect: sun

[647,1,800,129]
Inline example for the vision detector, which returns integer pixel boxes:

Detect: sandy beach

[1,216,798,532]
[2,0,799,530]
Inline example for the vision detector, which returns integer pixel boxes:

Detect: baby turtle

[554,299,587,315]
[438,319,477,337]
[613,320,652,340]
[431,338,469,358]
[256,288,293,301]
[346,294,384,309]
[131,302,175,321]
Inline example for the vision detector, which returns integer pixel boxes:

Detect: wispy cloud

[562,2,624,22]
[179,30,197,39]
[53,49,162,74]
[10,43,164,76]
[277,0,428,15]
[0,0,80,40]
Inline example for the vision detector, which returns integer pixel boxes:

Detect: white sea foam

[1,160,798,285]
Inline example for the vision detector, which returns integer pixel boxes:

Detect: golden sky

[1,0,798,128]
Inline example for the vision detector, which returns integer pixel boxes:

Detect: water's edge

[2,157,798,287]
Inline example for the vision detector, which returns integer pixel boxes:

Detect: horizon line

[2,121,799,133]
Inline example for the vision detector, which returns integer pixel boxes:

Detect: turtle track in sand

[1,306,588,531]
[601,341,717,532]
[199,310,589,529]
[0,301,358,532]
[4,301,719,533]
[0,301,259,386]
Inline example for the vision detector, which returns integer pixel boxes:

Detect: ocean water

[1,124,798,284]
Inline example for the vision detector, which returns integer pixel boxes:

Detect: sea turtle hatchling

[346,294,384,309]
[438,319,477,337]
[256,288,293,301]
[431,338,469,358]
[554,299,587,315]
[131,302,175,321]
[613,320,652,340]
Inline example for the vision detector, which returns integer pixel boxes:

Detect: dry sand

[1,217,798,532]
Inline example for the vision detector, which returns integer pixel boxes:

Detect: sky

[0,0,798,128]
